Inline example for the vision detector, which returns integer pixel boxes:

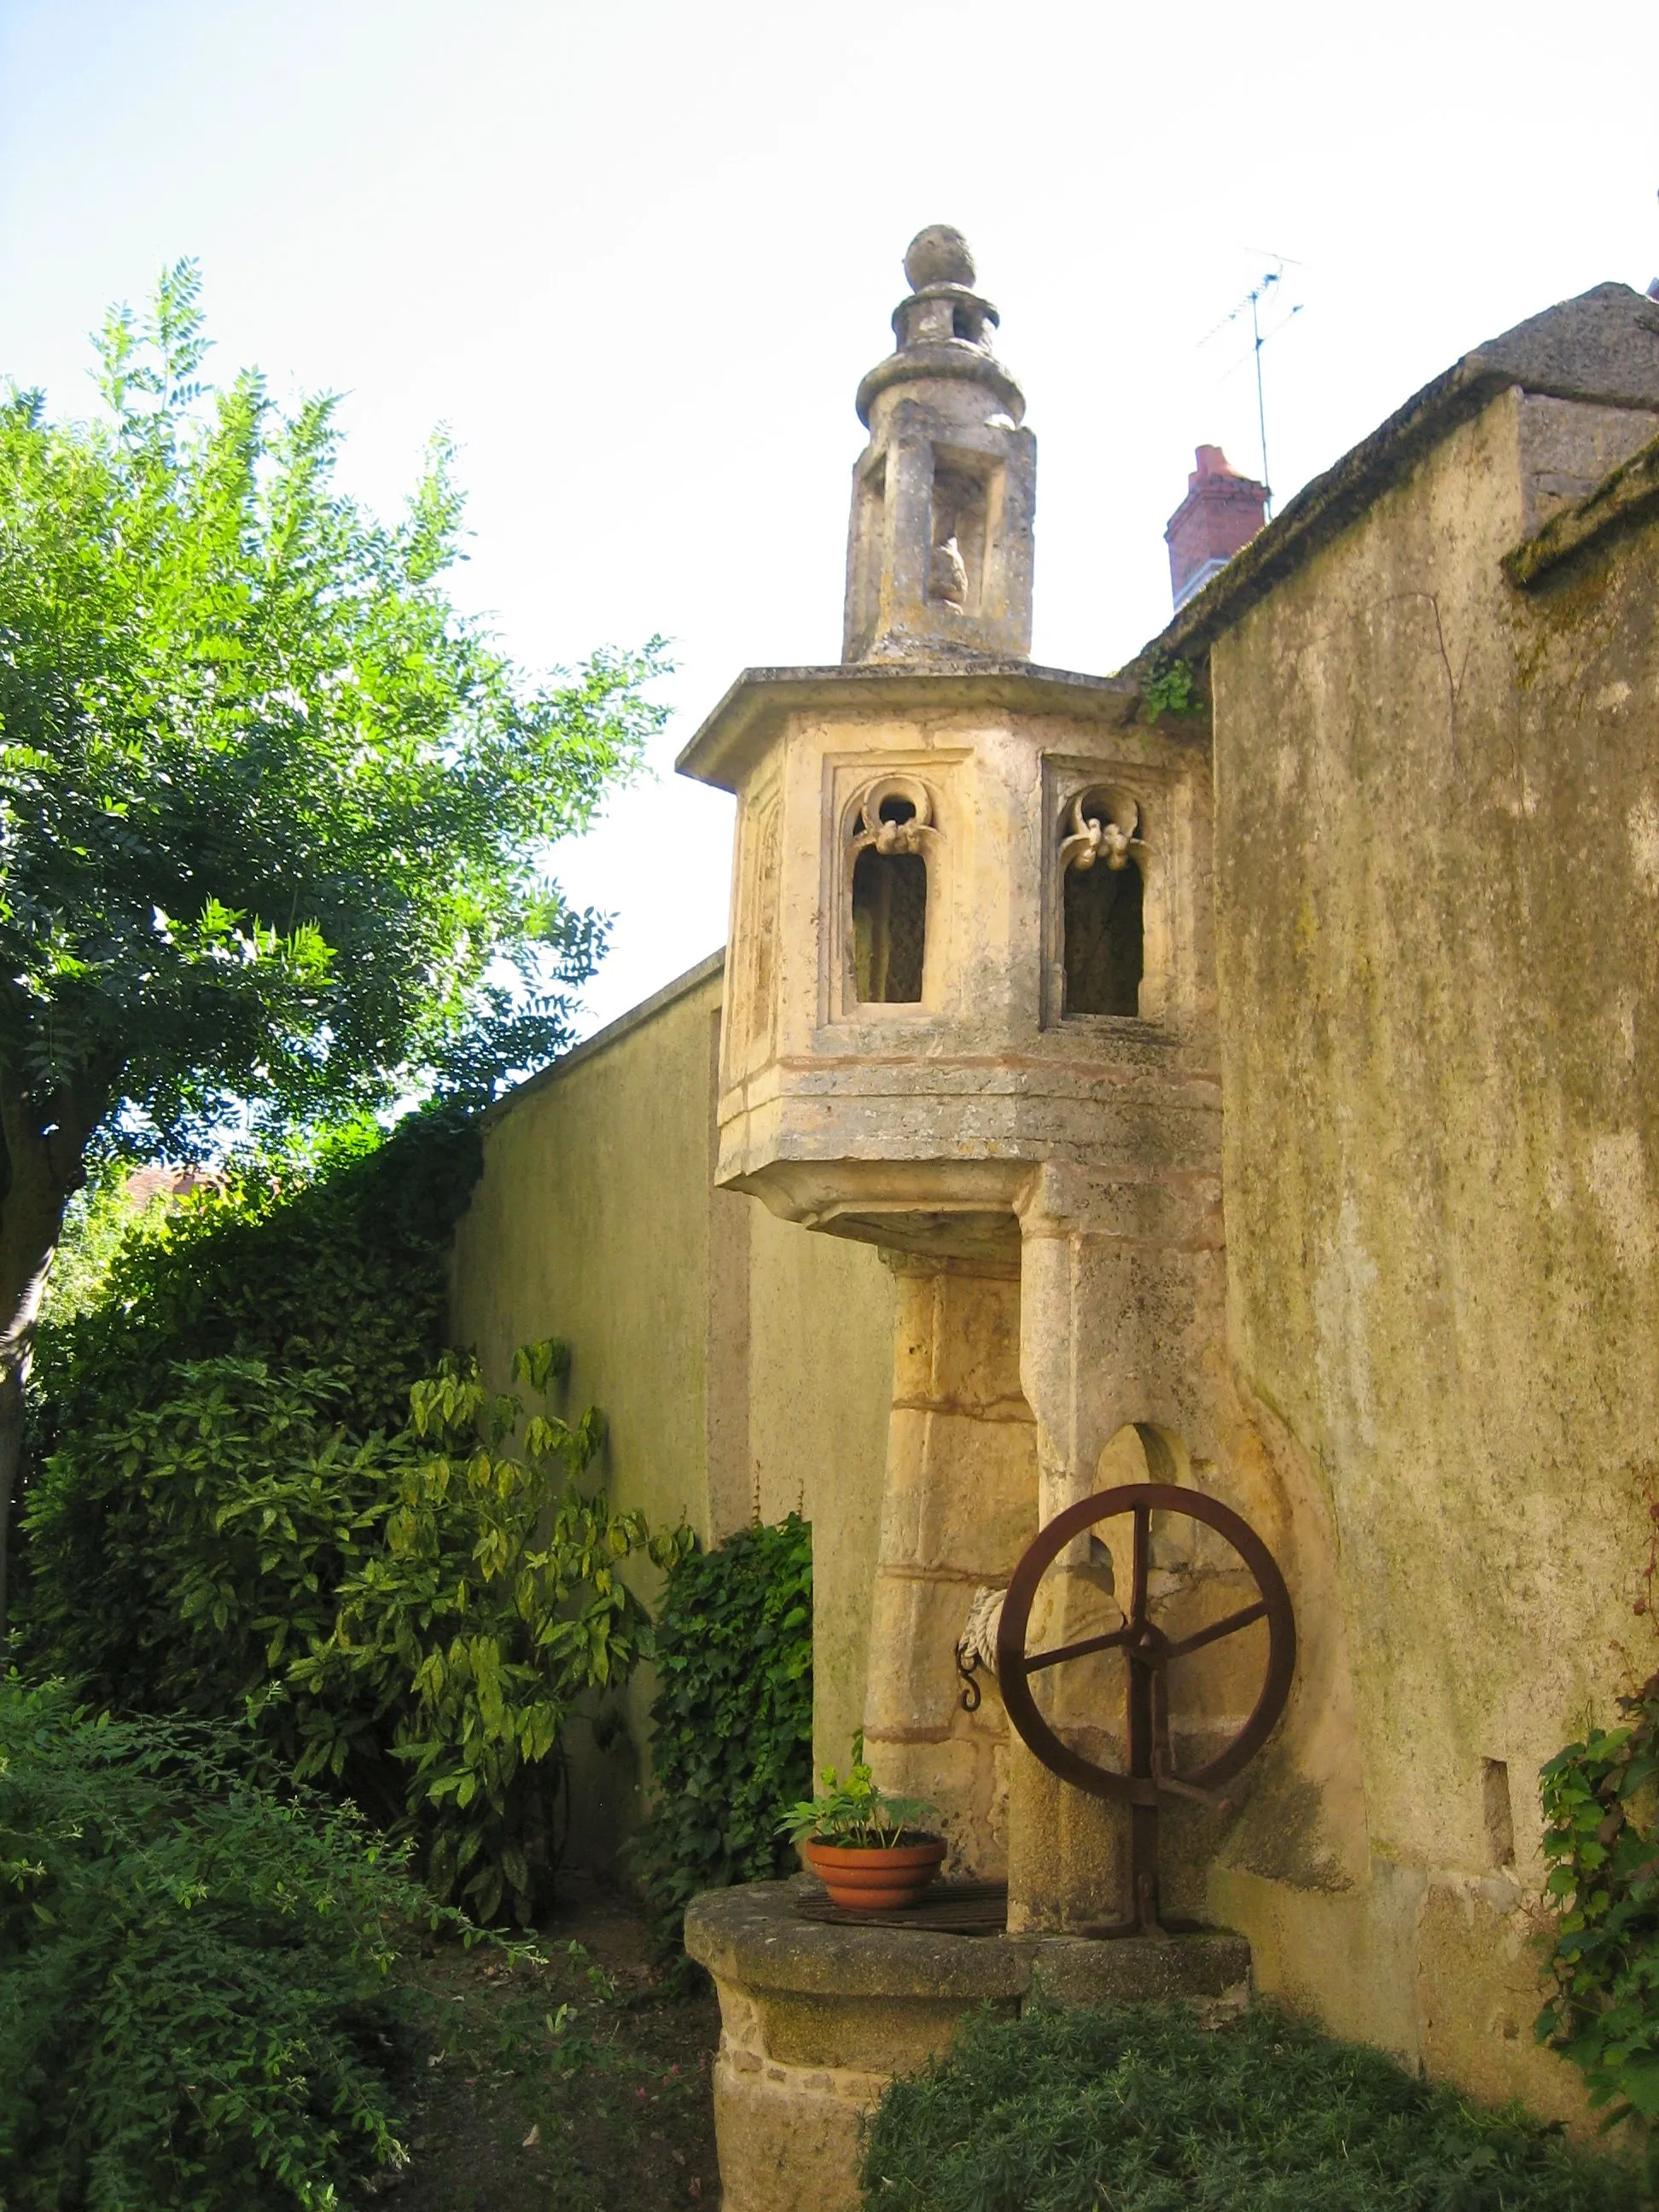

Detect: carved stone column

[861,1255,1036,1877]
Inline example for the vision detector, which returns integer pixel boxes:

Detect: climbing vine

[627,1515,813,1949]
[1538,1672,1659,2170]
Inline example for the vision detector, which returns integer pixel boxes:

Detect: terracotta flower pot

[802,1835,946,1910]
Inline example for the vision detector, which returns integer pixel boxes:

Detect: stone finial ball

[904,224,975,293]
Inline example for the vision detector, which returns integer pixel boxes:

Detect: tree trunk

[0,1065,109,1647]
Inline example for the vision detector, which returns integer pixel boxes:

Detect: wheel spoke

[1161,1598,1268,1662]
[1023,1625,1132,1674]
[1152,1662,1172,1773]
[1128,1504,1150,1633]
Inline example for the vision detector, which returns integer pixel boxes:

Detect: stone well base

[684,1882,1252,2212]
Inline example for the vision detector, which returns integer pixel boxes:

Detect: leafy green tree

[0,264,664,1630]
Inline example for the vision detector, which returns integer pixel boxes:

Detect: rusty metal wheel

[995,1482,1295,1810]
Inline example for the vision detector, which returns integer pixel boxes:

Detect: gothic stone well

[678,227,1301,2212]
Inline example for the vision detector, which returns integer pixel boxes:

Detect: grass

[392,1876,719,2210]
[859,2000,1647,2211]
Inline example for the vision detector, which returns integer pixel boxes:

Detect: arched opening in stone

[929,462,990,613]
[852,798,928,1003]
[1063,851,1144,1016]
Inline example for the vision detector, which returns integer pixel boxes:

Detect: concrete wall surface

[1209,389,1659,2117]
[448,952,894,1866]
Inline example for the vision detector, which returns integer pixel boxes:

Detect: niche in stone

[849,776,935,1005]
[928,453,996,614]
[1059,790,1144,1017]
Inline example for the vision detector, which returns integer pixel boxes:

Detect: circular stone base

[684,1881,1252,2212]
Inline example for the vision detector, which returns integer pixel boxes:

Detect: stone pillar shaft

[1007,1161,1231,1930]
[860,1258,1036,1877]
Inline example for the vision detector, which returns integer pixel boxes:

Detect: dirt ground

[387,1875,722,2211]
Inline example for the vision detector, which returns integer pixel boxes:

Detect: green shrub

[19,1109,694,1925]
[0,1676,451,2211]
[859,2000,1642,2211]
[1539,1671,1659,2161]
[30,1104,480,1464]
[291,1342,690,1924]
[23,1329,686,1926]
[627,1515,812,1947]
[16,1106,478,1672]
[21,1354,410,1793]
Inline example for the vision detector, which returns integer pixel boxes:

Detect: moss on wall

[1210,382,1659,2120]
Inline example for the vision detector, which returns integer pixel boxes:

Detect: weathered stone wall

[1209,388,1659,2114]
[448,953,895,1867]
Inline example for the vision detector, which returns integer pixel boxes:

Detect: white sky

[3,0,1656,1036]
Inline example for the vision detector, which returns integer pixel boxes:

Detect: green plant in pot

[778,1735,944,1909]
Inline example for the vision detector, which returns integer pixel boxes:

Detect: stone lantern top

[843,228,1037,666]
[904,222,975,289]
[854,225,1027,429]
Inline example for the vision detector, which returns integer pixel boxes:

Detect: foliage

[0,260,662,1635]
[0,1675,469,2211]
[860,2000,1642,2212]
[20,1105,481,1662]
[778,1731,938,1848]
[1136,645,1202,721]
[0,259,663,1153]
[20,1103,688,1929]
[1539,1671,1659,2166]
[292,1342,691,1925]
[26,1314,686,1928]
[33,1156,178,1327]
[26,1354,410,1786]
[627,1516,813,1947]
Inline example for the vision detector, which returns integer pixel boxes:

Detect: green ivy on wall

[32,1106,482,1462]
[19,1108,481,1694]
[1539,1672,1659,2177]
[627,1514,813,1949]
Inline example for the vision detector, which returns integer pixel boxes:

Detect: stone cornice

[676,661,1143,794]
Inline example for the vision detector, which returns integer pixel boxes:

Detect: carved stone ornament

[1059,790,1143,876]
[851,773,938,857]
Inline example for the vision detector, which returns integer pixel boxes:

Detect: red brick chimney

[1165,445,1268,611]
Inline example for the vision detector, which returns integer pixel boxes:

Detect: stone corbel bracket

[1058,790,1144,876]
[849,772,940,857]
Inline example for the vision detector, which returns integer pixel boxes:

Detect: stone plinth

[685,1881,1252,2212]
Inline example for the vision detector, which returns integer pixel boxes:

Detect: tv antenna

[1199,253,1306,518]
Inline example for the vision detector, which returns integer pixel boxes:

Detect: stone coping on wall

[1502,424,1659,589]
[480,946,728,1131]
[684,1878,1253,2011]
[1138,280,1659,670]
